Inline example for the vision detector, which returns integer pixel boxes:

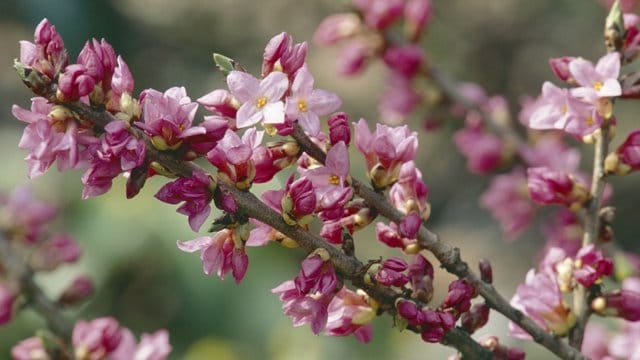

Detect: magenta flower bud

[573,244,613,287]
[31,233,81,271]
[197,89,238,118]
[398,212,421,239]
[72,317,123,358]
[383,45,424,78]
[59,275,94,306]
[527,167,589,207]
[353,0,404,30]
[607,128,640,175]
[419,310,455,343]
[261,32,307,76]
[337,40,370,76]
[77,38,117,84]
[283,176,316,222]
[461,303,490,334]
[328,112,351,146]
[479,259,493,284]
[314,13,362,45]
[596,288,640,321]
[383,257,408,272]
[11,337,47,360]
[409,254,434,302]
[26,19,68,79]
[155,170,213,232]
[404,0,433,41]
[548,57,576,83]
[57,64,96,100]
[442,279,476,314]
[0,282,16,325]
[375,259,409,287]
[396,300,419,320]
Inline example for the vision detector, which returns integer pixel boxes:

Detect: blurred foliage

[0,0,638,359]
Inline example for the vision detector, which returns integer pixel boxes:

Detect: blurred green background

[1,0,639,359]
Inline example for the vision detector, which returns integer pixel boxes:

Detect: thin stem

[0,232,73,339]
[56,97,492,359]
[569,124,611,348]
[291,124,586,360]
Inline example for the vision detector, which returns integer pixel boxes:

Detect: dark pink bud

[288,177,316,217]
[609,129,640,174]
[383,257,408,272]
[383,45,424,78]
[58,64,96,100]
[461,303,490,334]
[0,282,16,325]
[262,32,290,75]
[443,279,476,314]
[59,275,94,306]
[338,40,370,76]
[399,212,421,239]
[527,167,589,207]
[404,0,433,41]
[77,38,117,83]
[396,300,419,320]
[548,57,576,83]
[328,112,351,146]
[597,289,640,321]
[314,13,362,45]
[479,259,493,284]
[72,317,123,357]
[573,244,613,287]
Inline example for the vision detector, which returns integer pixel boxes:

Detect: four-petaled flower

[227,70,289,128]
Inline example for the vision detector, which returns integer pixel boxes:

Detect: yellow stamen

[329,174,340,185]
[593,81,603,91]
[255,96,268,109]
[297,99,308,112]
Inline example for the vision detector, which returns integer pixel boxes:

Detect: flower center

[329,174,340,185]
[592,81,603,91]
[256,96,268,109]
[585,116,593,126]
[297,99,308,113]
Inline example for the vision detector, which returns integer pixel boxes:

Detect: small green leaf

[213,53,236,76]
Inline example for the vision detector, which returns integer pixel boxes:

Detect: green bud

[213,53,245,76]
[605,0,625,53]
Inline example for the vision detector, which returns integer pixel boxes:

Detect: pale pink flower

[325,287,375,343]
[207,128,264,188]
[570,52,621,101]
[509,270,574,340]
[176,229,249,284]
[197,89,238,118]
[227,70,288,128]
[137,87,199,150]
[528,81,600,137]
[132,330,172,360]
[301,141,350,190]
[72,317,123,359]
[285,67,341,135]
[11,337,47,360]
[314,13,362,45]
[479,168,535,240]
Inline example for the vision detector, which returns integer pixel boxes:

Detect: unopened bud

[479,259,493,284]
[605,0,626,53]
[58,276,94,306]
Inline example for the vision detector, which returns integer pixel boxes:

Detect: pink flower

[528,81,600,138]
[518,135,581,172]
[281,176,317,225]
[569,52,621,101]
[509,270,575,340]
[337,40,371,76]
[197,89,238,118]
[227,70,288,128]
[301,141,350,191]
[354,119,418,188]
[59,275,94,306]
[272,254,338,334]
[376,221,418,253]
[0,282,16,325]
[72,317,123,359]
[137,87,199,150]
[176,229,249,284]
[403,0,434,41]
[374,257,409,287]
[479,168,535,240]
[388,161,429,216]
[606,128,640,175]
[314,13,362,45]
[581,323,611,360]
[11,337,47,360]
[573,244,613,287]
[58,64,96,100]
[608,320,640,359]
[107,56,137,116]
[131,330,172,360]
[0,186,57,243]
[378,74,421,125]
[261,32,307,77]
[353,0,404,30]
[325,287,375,343]
[596,278,640,321]
[30,233,81,271]
[82,120,146,199]
[181,115,228,156]
[155,170,213,232]
[383,45,424,78]
[77,38,117,85]
[207,128,264,189]
[19,18,68,79]
[548,56,576,83]
[328,112,351,146]
[442,279,476,315]
[13,98,95,178]
[453,116,504,174]
[527,167,589,207]
[285,67,341,135]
